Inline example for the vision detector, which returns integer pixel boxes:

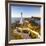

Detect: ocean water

[11,17,21,24]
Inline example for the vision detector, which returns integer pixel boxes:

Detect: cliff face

[30,17,41,25]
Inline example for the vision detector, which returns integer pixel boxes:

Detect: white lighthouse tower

[20,12,23,24]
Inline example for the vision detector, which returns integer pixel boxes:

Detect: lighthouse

[20,12,23,24]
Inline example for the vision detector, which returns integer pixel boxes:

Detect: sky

[11,5,41,18]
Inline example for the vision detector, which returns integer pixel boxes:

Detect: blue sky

[11,5,40,18]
